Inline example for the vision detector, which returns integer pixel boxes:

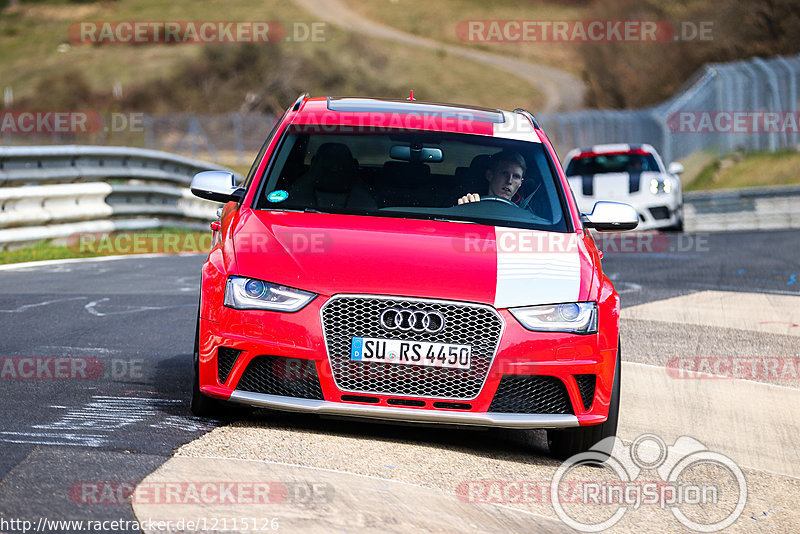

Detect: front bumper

[199,293,619,428]
[229,391,579,429]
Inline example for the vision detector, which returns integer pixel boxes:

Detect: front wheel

[190,311,229,417]
[547,344,621,462]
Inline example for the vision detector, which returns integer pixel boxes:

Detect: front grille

[236,355,324,400]
[321,295,503,399]
[649,206,671,220]
[488,375,574,415]
[575,374,596,411]
[217,347,241,385]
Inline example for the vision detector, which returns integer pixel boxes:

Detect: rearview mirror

[390,145,443,163]
[581,201,639,231]
[190,171,245,203]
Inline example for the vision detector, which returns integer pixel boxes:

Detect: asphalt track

[0,229,798,532]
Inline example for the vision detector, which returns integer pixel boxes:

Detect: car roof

[289,96,542,140]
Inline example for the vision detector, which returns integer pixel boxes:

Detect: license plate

[351,337,471,369]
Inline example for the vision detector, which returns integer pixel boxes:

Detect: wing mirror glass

[190,171,244,203]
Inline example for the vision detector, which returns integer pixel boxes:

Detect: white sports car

[564,144,684,231]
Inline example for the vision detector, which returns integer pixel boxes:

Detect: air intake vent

[236,356,324,400]
[217,347,241,385]
[488,375,573,415]
[574,374,596,411]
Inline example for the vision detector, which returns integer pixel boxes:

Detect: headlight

[224,276,316,312]
[650,178,670,195]
[510,302,597,334]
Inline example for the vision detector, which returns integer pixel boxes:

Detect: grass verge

[685,151,800,191]
[0,227,210,265]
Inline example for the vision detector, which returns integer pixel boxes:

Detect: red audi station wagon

[190,94,638,459]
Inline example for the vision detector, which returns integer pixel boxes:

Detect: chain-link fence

[540,54,800,164]
[3,54,798,166]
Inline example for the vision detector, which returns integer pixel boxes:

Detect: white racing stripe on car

[493,229,581,308]
[492,111,541,142]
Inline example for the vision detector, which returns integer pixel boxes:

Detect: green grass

[0,227,211,265]
[685,151,800,191]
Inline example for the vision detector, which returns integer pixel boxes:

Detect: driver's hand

[457,193,481,205]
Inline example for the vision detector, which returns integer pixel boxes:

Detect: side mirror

[581,201,639,231]
[667,162,685,175]
[190,171,244,203]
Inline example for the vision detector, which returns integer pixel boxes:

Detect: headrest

[309,143,357,193]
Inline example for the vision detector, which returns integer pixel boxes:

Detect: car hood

[232,210,594,308]
[568,171,663,199]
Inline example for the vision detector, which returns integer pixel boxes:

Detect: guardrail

[684,185,800,232]
[0,145,239,248]
[1,145,797,247]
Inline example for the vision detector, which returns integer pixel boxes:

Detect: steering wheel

[480,195,518,207]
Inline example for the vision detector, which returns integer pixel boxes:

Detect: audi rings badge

[380,308,445,333]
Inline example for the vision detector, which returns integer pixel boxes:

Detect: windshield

[253,126,570,232]
[565,152,660,176]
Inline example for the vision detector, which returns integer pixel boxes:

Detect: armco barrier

[684,185,800,232]
[0,145,240,247]
[1,146,797,247]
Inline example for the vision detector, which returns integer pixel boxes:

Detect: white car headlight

[510,302,597,334]
[224,276,316,312]
[650,178,671,195]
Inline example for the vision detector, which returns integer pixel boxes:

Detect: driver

[457,150,526,205]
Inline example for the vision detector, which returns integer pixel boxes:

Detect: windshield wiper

[433,217,477,224]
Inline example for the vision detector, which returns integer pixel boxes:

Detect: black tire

[190,311,228,417]
[547,344,621,462]
[663,217,684,233]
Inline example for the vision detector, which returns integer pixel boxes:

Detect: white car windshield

[566,152,660,176]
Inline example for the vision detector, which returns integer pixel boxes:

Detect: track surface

[0,230,798,531]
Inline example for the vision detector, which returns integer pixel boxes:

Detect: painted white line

[0,296,87,313]
[84,298,194,317]
[0,396,204,448]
